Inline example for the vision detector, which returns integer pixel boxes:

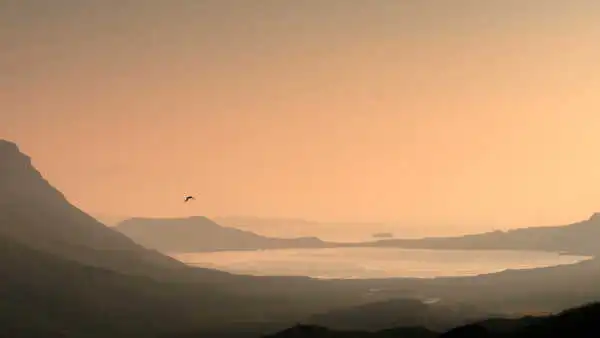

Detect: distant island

[339,213,600,257]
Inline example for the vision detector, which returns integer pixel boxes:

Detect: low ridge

[115,216,327,252]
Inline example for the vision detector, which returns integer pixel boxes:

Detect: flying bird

[184,196,195,202]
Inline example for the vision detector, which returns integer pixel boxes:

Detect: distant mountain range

[213,216,411,241]
[213,216,321,228]
[115,209,600,257]
[344,213,600,256]
[115,216,329,252]
[174,301,600,337]
[219,213,600,258]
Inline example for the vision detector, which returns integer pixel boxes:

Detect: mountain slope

[115,216,328,252]
[0,140,186,275]
[0,232,240,337]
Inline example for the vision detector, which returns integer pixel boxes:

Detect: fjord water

[172,247,592,279]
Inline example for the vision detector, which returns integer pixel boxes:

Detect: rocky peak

[0,139,65,205]
[588,212,600,222]
[0,140,34,174]
[0,139,184,273]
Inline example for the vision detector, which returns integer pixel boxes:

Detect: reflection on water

[172,247,592,279]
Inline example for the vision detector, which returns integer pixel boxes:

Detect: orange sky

[2,1,600,232]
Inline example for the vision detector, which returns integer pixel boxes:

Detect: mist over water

[172,247,592,279]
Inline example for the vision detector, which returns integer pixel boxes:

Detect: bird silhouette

[184,196,195,202]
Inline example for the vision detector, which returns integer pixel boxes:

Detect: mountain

[0,140,185,276]
[305,298,495,332]
[261,324,438,338]
[344,213,600,256]
[115,216,329,252]
[0,227,318,337]
[260,301,600,338]
[0,231,202,337]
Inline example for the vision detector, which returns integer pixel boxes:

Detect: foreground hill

[115,216,328,253]
[262,301,600,338]
[305,298,496,332]
[0,231,280,337]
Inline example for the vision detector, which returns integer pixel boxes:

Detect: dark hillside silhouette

[0,140,183,276]
[0,232,245,337]
[306,298,495,332]
[260,302,600,338]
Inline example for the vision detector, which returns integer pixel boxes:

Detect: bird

[184,195,195,202]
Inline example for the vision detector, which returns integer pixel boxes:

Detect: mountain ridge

[338,212,600,256]
[259,301,600,337]
[115,216,329,252]
[0,139,185,276]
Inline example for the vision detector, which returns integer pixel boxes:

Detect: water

[171,247,592,279]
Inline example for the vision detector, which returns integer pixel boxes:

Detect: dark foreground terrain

[257,301,600,338]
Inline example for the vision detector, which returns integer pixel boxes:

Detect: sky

[2,0,600,234]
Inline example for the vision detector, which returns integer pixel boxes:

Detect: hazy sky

[2,1,600,232]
